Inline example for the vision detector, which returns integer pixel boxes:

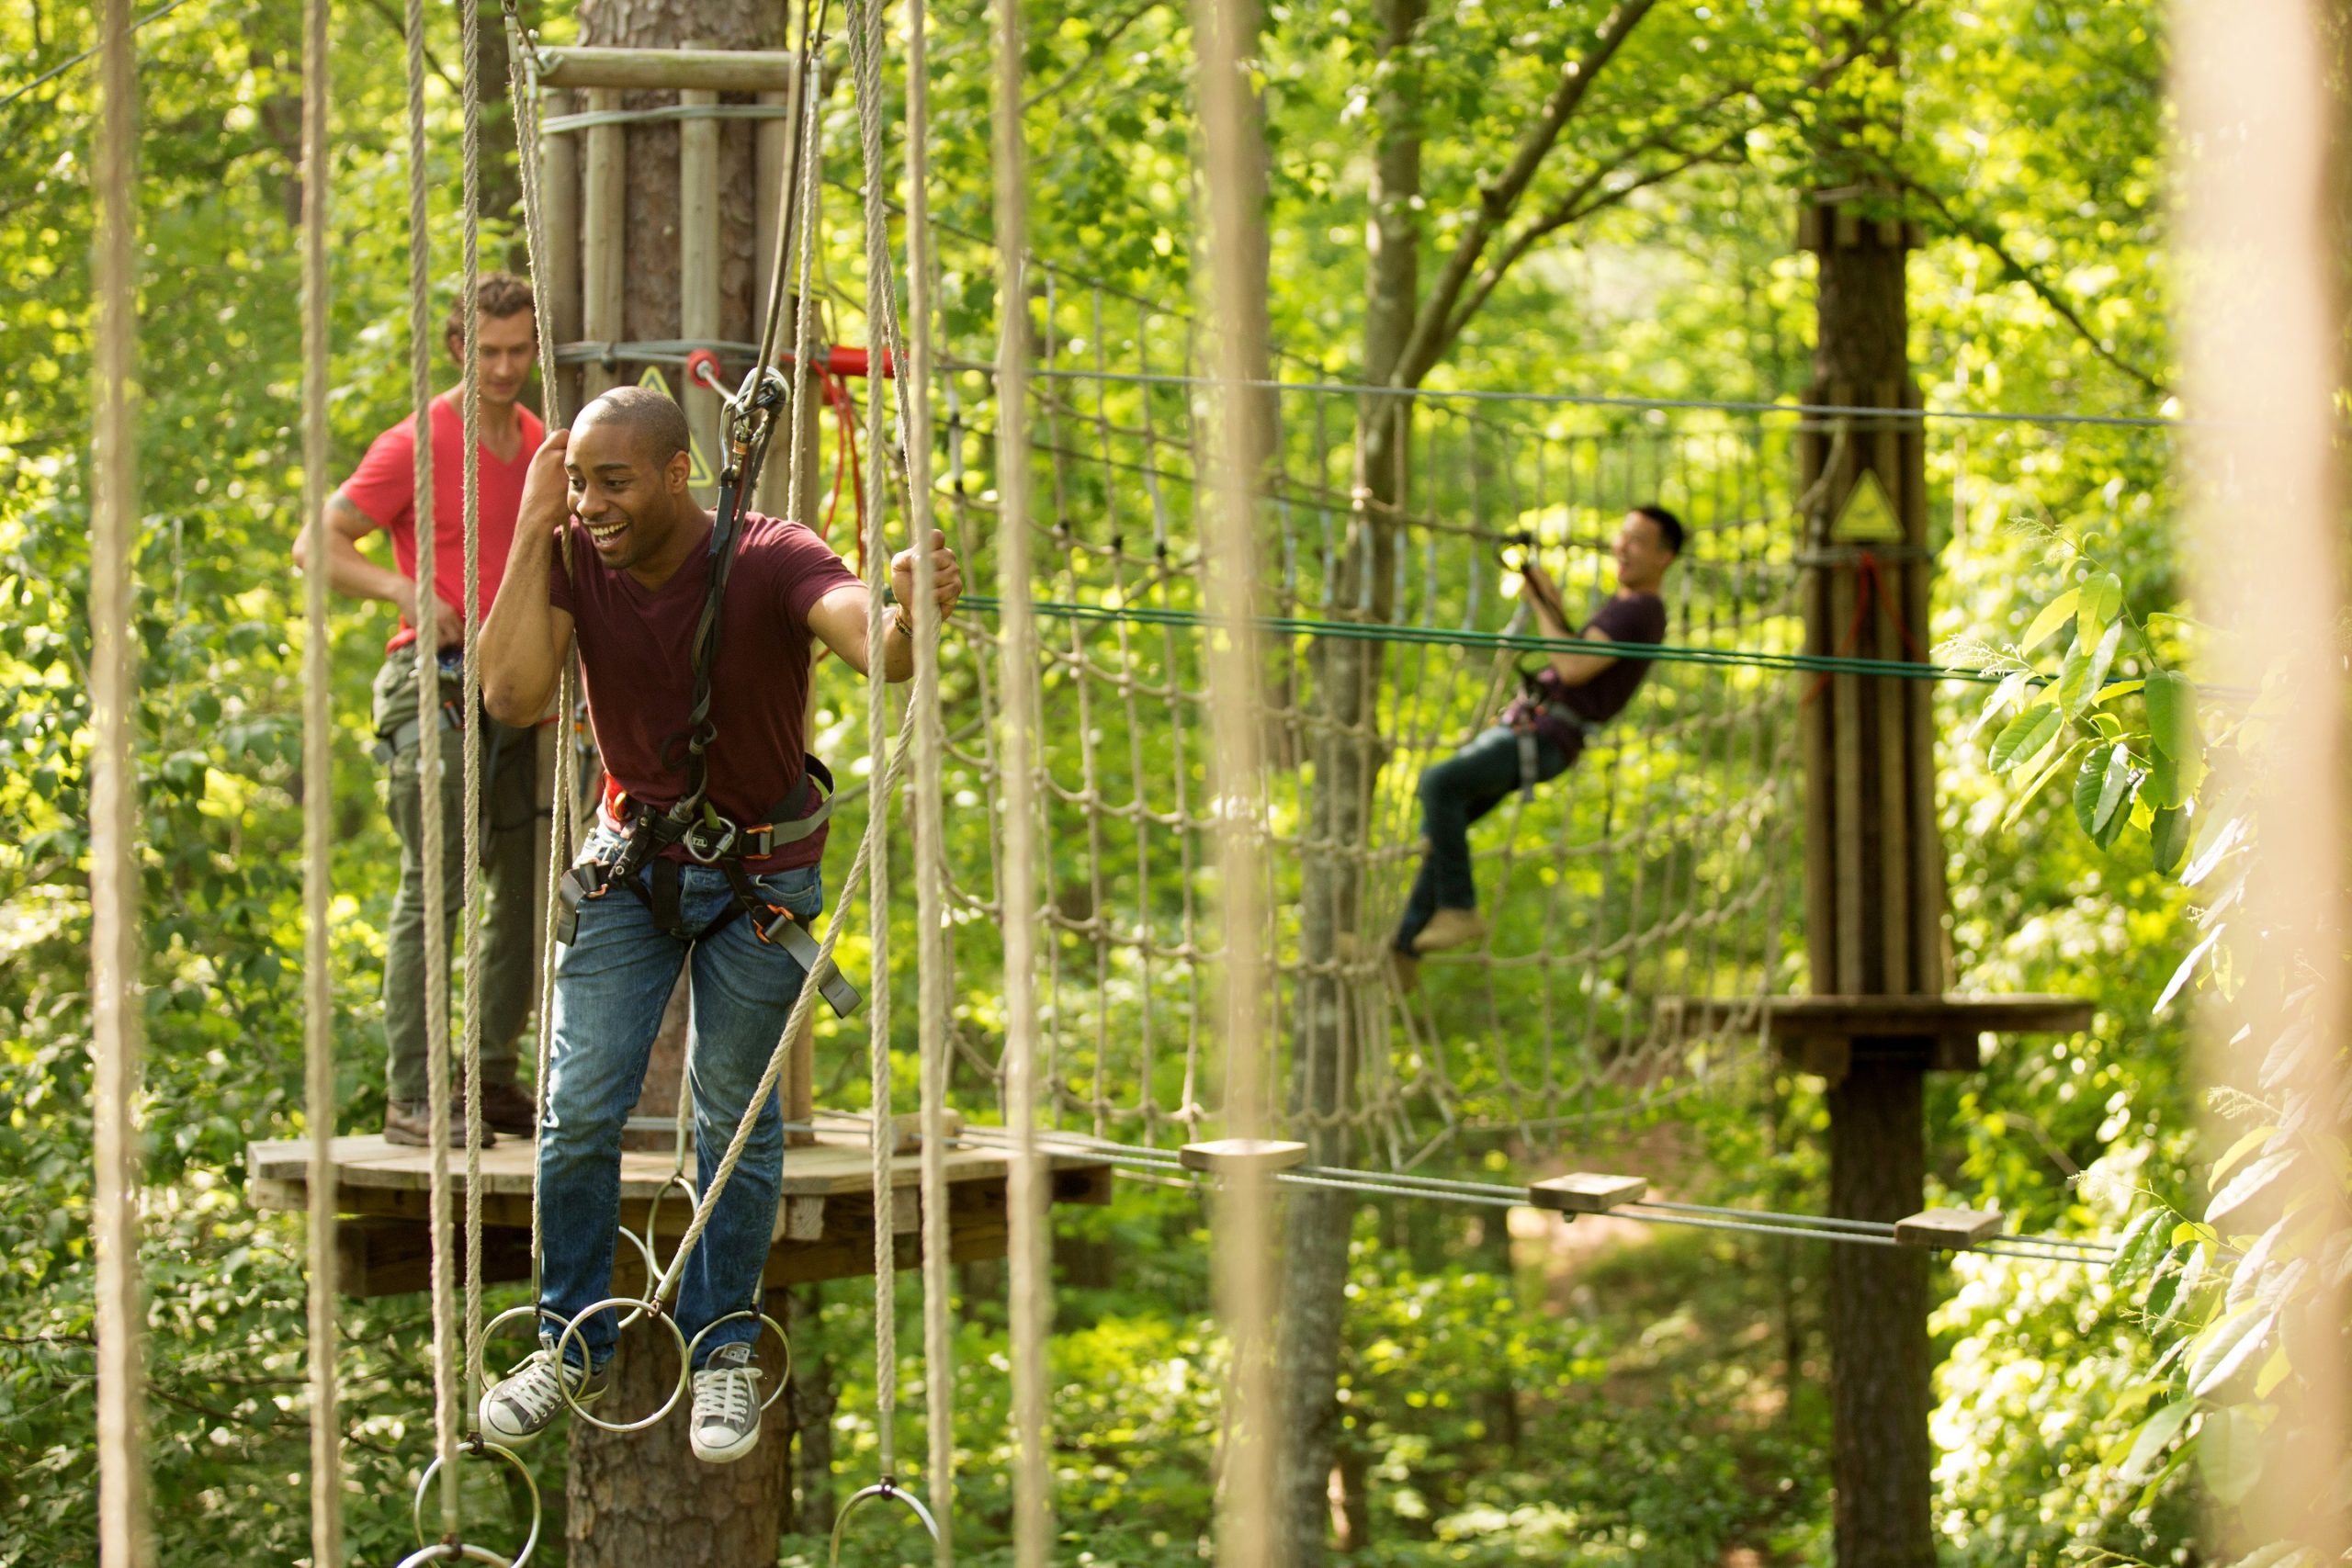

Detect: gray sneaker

[479,1347,610,1447]
[688,1342,763,1465]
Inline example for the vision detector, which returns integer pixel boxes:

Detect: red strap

[1804,549,1924,705]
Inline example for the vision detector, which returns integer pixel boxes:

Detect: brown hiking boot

[1412,907,1488,954]
[475,1080,540,1138]
[383,1099,497,1148]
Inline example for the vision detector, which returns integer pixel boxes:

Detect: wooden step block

[1179,1139,1309,1176]
[1894,1207,2002,1250]
[1529,1172,1646,1215]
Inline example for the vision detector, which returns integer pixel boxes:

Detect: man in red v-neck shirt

[292,272,545,1147]
[474,384,962,1466]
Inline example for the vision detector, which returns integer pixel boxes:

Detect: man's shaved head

[574,385,691,468]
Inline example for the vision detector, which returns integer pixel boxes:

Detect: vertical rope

[1191,0,1277,1557]
[990,0,1052,1553]
[503,9,572,1308]
[458,0,490,1438]
[853,0,901,1483]
[904,0,956,1548]
[403,0,459,1529]
[90,3,152,1563]
[299,0,343,1554]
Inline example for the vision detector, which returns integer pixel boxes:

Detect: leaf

[2021,587,2079,653]
[2151,805,2190,874]
[2150,1242,2206,1331]
[2210,1125,2279,1191]
[2070,742,2138,846]
[1989,704,2064,773]
[2120,1399,2195,1482]
[2055,644,2096,713]
[2078,570,2125,643]
[2188,1303,2274,1397]
[2001,739,2086,829]
[2110,1207,2167,1281]
[2222,1546,2310,1568]
[1968,669,2036,740]
[2208,1150,2294,1228]
[2155,928,2220,1015]
[2147,669,2198,759]
[2199,1404,2267,1507]
[2146,749,2186,811]
[2075,618,2124,714]
[2184,807,2248,886]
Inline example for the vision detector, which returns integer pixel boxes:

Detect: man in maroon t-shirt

[475,385,961,1465]
[293,272,545,1146]
[1393,505,1682,983]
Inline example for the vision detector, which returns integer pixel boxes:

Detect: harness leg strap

[764,917,863,1020]
[1517,729,1540,801]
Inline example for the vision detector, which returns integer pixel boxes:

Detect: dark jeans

[1395,724,1575,953]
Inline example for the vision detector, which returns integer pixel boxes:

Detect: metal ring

[682,1310,793,1413]
[405,1439,543,1567]
[637,1168,695,1278]
[469,1302,571,1399]
[552,1296,690,1434]
[828,1476,943,1567]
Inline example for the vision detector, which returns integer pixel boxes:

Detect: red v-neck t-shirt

[546,511,861,872]
[341,390,545,652]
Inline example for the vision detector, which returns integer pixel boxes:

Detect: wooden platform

[1658,992,2093,1077]
[247,1132,1114,1298]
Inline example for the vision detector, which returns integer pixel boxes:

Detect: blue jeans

[1395,725,1573,953]
[537,826,824,1370]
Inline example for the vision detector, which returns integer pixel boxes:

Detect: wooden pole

[540,117,582,423]
[582,88,625,400]
[538,45,799,92]
[680,85,720,505]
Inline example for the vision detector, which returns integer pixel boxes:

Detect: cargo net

[812,221,1804,1167]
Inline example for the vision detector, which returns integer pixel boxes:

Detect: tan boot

[1412,907,1487,954]
[383,1100,497,1148]
[475,1080,540,1138]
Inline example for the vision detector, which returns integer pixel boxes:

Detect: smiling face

[566,395,695,578]
[446,308,538,410]
[1611,510,1678,593]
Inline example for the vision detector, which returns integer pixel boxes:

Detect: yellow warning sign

[635,365,718,490]
[1832,468,1902,543]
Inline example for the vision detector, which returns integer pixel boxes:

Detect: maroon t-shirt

[548,510,861,871]
[1502,591,1668,755]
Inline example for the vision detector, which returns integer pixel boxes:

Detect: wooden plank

[783,1196,827,1241]
[537,45,802,94]
[1179,1138,1309,1176]
[1656,993,2091,1043]
[1828,562,1866,992]
[1894,1207,2002,1249]
[1528,1172,1646,1214]
[680,85,720,507]
[582,89,626,399]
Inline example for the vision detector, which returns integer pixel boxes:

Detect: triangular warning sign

[1832,468,1902,543]
[636,365,718,490]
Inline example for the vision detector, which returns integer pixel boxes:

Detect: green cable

[958,593,2006,686]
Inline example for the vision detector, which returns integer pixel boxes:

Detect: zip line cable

[0,0,200,113]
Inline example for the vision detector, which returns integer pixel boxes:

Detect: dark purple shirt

[548,510,860,871]
[1502,591,1668,755]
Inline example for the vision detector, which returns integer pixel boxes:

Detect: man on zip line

[1392,504,1682,989]
[475,383,961,1464]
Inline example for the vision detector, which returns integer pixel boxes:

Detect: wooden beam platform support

[1179,1138,1310,1176]
[1528,1172,1646,1215]
[1657,992,2093,1078]
[536,46,801,93]
[1894,1207,2003,1250]
[247,1130,1112,1299]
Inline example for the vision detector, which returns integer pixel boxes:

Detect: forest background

[0,0,2220,1563]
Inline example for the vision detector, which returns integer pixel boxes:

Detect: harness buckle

[680,812,740,865]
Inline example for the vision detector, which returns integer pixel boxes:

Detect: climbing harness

[548,355,863,1016]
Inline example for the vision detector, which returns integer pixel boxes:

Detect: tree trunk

[560,6,797,1563]
[1272,2,1425,1562]
[1799,7,1938,1565]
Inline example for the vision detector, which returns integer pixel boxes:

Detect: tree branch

[1385,0,1664,392]
[359,0,459,95]
[1396,0,1933,393]
[1889,168,2172,399]
[1023,0,1165,112]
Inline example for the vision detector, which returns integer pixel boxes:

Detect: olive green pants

[371,652,543,1105]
